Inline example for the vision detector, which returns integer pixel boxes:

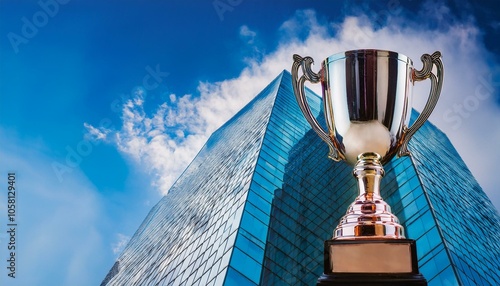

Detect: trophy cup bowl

[291,49,443,284]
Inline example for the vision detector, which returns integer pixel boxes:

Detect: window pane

[230,247,262,284]
[224,267,257,286]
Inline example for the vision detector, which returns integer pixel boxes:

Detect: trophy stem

[333,152,405,239]
[353,152,384,199]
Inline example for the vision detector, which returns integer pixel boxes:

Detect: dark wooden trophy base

[317,239,427,286]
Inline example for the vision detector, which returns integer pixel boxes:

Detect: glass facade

[102,71,500,286]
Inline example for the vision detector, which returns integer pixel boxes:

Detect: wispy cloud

[112,234,130,255]
[239,25,256,44]
[85,6,500,209]
[84,122,109,141]
[239,25,265,62]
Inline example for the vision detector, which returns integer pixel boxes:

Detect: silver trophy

[292,49,443,285]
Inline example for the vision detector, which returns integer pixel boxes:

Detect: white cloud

[84,122,109,141]
[239,24,265,62]
[112,233,130,255]
[86,7,500,210]
[239,25,256,44]
[169,93,177,103]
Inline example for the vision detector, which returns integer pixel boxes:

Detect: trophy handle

[292,54,339,161]
[399,51,444,157]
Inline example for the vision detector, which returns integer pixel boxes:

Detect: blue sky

[0,0,499,285]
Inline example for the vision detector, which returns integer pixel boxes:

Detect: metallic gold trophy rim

[291,49,444,240]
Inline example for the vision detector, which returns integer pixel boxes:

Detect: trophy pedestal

[317,239,427,286]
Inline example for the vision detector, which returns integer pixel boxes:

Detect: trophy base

[317,239,427,286]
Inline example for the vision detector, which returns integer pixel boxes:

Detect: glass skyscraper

[102,71,500,286]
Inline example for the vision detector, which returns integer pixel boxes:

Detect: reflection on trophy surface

[292,49,443,284]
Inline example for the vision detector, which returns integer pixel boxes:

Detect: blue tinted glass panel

[235,232,264,263]
[241,211,268,243]
[224,267,257,286]
[230,247,262,284]
[428,265,459,286]
[245,201,269,224]
[247,190,271,215]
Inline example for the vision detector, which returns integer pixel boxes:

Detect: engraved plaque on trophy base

[317,239,427,286]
